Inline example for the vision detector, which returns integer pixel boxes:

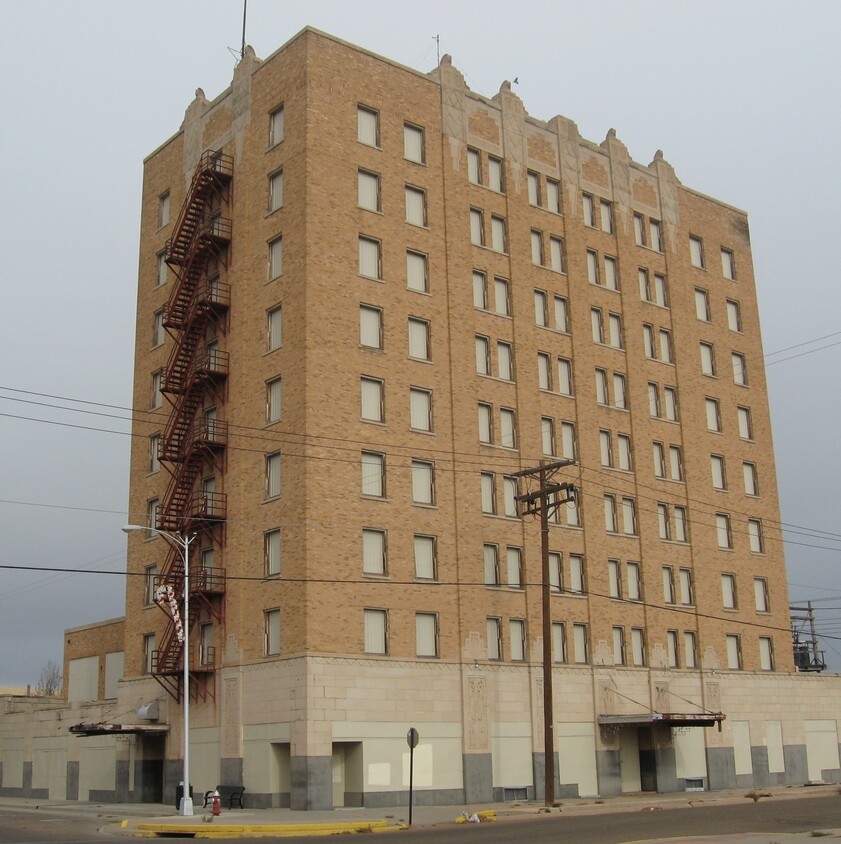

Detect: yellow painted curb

[135,819,397,837]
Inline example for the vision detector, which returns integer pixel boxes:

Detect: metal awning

[69,723,169,737]
[598,712,725,728]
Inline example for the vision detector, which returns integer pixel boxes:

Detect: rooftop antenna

[241,0,248,59]
[434,34,439,65]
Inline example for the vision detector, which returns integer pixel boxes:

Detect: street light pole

[123,523,196,816]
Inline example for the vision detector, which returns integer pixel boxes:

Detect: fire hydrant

[211,789,221,816]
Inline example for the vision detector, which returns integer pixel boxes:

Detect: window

[716,513,732,549]
[678,568,693,606]
[358,170,380,211]
[357,105,379,146]
[711,454,726,490]
[627,562,641,601]
[700,342,716,376]
[743,462,758,496]
[653,442,666,478]
[695,288,711,321]
[631,628,646,666]
[583,194,596,227]
[595,369,608,405]
[659,330,672,363]
[722,573,737,609]
[604,255,618,290]
[654,274,668,307]
[649,220,663,252]
[143,565,158,606]
[470,208,484,245]
[503,476,518,518]
[483,544,500,585]
[587,250,600,285]
[408,318,430,360]
[748,519,764,553]
[690,235,705,269]
[362,528,387,575]
[547,179,561,213]
[480,473,496,515]
[561,422,576,460]
[264,609,281,655]
[473,271,488,309]
[726,634,742,670]
[487,618,502,660]
[664,387,678,421]
[478,403,493,444]
[491,215,507,252]
[639,268,650,301]
[364,609,388,655]
[528,171,540,206]
[546,350,570,391]
[156,252,168,287]
[591,308,604,343]
[573,623,589,664]
[414,535,436,580]
[643,324,655,358]
[684,631,697,668]
[142,633,156,674]
[612,627,626,666]
[152,309,164,347]
[494,277,510,316]
[361,451,385,497]
[663,566,676,604]
[534,289,548,327]
[622,497,637,535]
[158,191,170,228]
[410,388,432,432]
[600,199,613,233]
[706,398,721,432]
[667,631,679,668]
[266,377,282,423]
[268,236,283,279]
[669,445,683,481]
[411,460,435,505]
[599,430,613,467]
[537,353,551,390]
[148,434,160,473]
[358,236,382,279]
[267,306,282,350]
[727,300,742,332]
[269,169,284,212]
[732,352,748,386]
[617,434,632,471]
[609,313,623,349]
[500,408,516,448]
[721,248,735,280]
[151,370,163,409]
[506,547,523,589]
[146,497,160,535]
[404,123,425,163]
[467,148,482,184]
[552,622,567,663]
[264,529,282,576]
[359,305,383,349]
[416,613,439,657]
[476,336,491,375]
[549,552,562,592]
[497,342,513,381]
[634,213,646,246]
[648,383,661,418]
[488,157,504,192]
[405,185,427,226]
[754,577,770,613]
[510,620,526,661]
[759,637,775,671]
[265,452,281,498]
[550,237,565,272]
[608,559,622,598]
[570,555,585,594]
[737,406,753,440]
[604,495,617,533]
[658,503,670,540]
[407,251,428,293]
[269,105,284,146]
[613,372,628,409]
[531,230,545,266]
[359,377,384,423]
[675,508,689,543]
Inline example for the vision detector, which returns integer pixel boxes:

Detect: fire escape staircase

[150,150,232,704]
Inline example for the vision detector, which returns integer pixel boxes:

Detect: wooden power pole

[512,458,576,807]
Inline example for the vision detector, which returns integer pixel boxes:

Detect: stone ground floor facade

[2,658,839,808]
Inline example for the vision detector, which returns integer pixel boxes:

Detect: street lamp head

[122,524,144,534]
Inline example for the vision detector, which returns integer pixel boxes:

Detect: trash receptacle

[175,782,193,809]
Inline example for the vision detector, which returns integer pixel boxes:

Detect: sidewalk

[1,784,838,841]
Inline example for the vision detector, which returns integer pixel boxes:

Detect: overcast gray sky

[1,0,840,687]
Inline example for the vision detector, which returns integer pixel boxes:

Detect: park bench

[203,785,245,809]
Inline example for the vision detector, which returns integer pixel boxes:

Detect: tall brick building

[4,27,840,809]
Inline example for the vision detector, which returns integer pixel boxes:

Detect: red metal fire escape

[153,150,233,704]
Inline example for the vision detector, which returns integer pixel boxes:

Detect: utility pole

[512,458,576,808]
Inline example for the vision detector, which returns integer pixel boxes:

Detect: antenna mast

[241,0,248,59]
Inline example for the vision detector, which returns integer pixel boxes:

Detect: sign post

[406,727,419,826]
